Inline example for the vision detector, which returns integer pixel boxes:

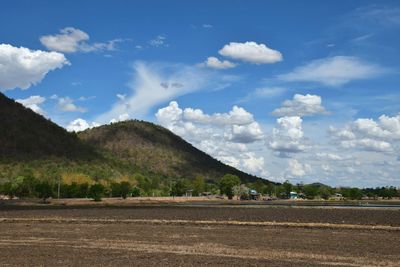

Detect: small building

[290,191,298,199]
[185,189,193,197]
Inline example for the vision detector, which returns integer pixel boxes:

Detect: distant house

[290,191,298,199]
[332,193,343,200]
[185,189,193,197]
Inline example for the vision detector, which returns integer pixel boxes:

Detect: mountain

[0,92,269,185]
[0,92,98,160]
[78,120,265,183]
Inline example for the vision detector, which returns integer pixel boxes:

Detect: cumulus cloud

[40,27,122,53]
[183,105,254,126]
[286,159,311,177]
[156,101,268,177]
[66,118,99,132]
[329,114,400,152]
[200,57,236,69]
[110,113,130,124]
[268,116,308,153]
[218,41,283,64]
[96,61,221,123]
[16,95,46,115]
[272,94,327,117]
[225,122,264,143]
[0,44,69,91]
[279,56,386,86]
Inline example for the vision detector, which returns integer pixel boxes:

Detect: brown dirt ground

[0,205,399,266]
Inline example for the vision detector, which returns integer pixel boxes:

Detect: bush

[89,183,105,201]
[120,182,132,199]
[131,187,141,197]
[35,181,53,203]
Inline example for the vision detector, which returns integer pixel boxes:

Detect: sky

[1,0,399,187]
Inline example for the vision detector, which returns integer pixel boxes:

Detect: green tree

[78,183,89,198]
[219,174,241,199]
[282,180,293,198]
[2,182,16,199]
[35,181,53,203]
[318,186,332,200]
[120,181,132,199]
[14,175,38,198]
[110,182,121,197]
[171,179,188,196]
[89,183,105,201]
[233,184,249,200]
[192,176,205,196]
[303,184,318,199]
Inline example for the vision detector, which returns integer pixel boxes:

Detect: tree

[89,183,105,201]
[219,174,241,199]
[318,186,333,200]
[110,182,121,197]
[303,184,318,199]
[35,181,53,203]
[119,181,132,199]
[233,184,249,200]
[282,180,293,198]
[192,176,205,196]
[2,182,16,199]
[78,183,89,198]
[171,179,188,196]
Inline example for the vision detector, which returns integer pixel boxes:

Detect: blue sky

[1,0,399,187]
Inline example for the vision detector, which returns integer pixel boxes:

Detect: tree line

[0,171,398,202]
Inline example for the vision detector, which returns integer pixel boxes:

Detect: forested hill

[0,92,269,184]
[0,92,99,160]
[78,120,266,183]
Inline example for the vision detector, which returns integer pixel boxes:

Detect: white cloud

[272,94,327,117]
[16,95,46,115]
[202,24,213,28]
[238,87,286,103]
[279,56,385,86]
[183,105,254,126]
[110,113,130,124]
[286,159,311,177]
[51,95,86,112]
[219,41,283,64]
[156,101,268,177]
[96,61,218,123]
[0,44,69,91]
[40,27,122,53]
[116,94,126,101]
[149,35,167,47]
[66,118,99,132]
[200,57,236,69]
[268,116,308,153]
[329,114,400,152]
[316,152,348,161]
[226,122,264,143]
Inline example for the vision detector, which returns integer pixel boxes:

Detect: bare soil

[0,205,399,266]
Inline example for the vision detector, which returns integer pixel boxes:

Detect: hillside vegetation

[0,93,98,160]
[78,120,262,183]
[0,93,271,198]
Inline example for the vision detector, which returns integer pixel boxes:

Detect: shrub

[89,183,105,201]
